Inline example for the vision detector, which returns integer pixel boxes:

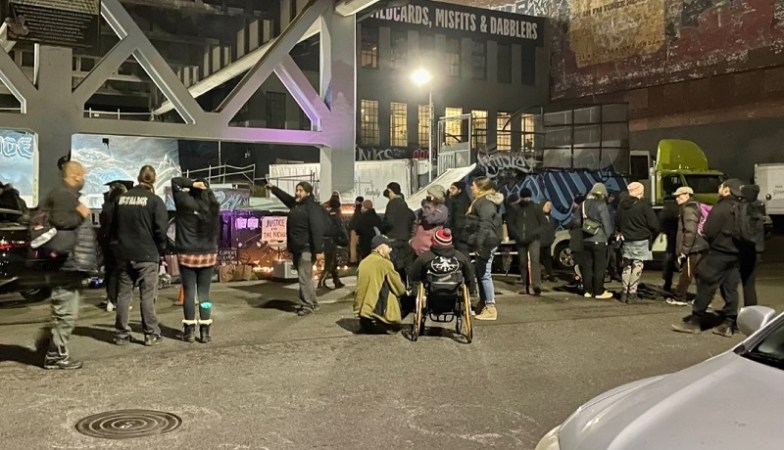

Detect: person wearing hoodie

[355,199,382,261]
[506,188,546,295]
[380,182,416,282]
[408,227,477,297]
[616,182,660,303]
[666,186,709,306]
[672,179,744,337]
[737,183,765,308]
[411,184,449,256]
[446,181,471,254]
[581,183,614,299]
[464,176,504,320]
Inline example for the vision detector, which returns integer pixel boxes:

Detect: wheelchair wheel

[461,285,473,343]
[412,282,426,341]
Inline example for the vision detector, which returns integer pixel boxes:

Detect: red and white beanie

[432,227,453,247]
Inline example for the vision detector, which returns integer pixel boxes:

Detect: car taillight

[0,240,28,251]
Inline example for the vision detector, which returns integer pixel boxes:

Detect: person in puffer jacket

[411,184,449,256]
[464,176,504,321]
[581,183,613,299]
[616,182,659,303]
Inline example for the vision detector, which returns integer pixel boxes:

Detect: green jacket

[353,252,406,324]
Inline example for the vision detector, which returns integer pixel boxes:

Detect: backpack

[696,203,712,235]
[426,255,463,296]
[731,186,765,244]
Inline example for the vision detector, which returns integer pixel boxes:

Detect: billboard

[0,129,36,205]
[3,0,101,49]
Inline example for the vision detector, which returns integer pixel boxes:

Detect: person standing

[464,177,504,320]
[507,188,546,295]
[353,235,407,333]
[39,162,94,370]
[672,179,744,337]
[98,180,132,312]
[446,181,471,255]
[171,177,220,343]
[348,196,363,265]
[410,185,449,256]
[319,197,347,289]
[539,199,557,282]
[268,181,325,316]
[380,182,416,284]
[659,197,680,293]
[112,165,168,346]
[616,182,659,303]
[581,183,613,299]
[738,184,765,307]
[355,199,382,261]
[666,187,709,306]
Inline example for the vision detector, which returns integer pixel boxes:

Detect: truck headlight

[535,426,561,450]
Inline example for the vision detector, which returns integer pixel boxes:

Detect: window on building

[471,40,486,80]
[360,99,379,145]
[521,113,536,152]
[497,111,511,151]
[266,92,286,129]
[390,102,408,147]
[522,46,536,85]
[418,104,431,148]
[360,26,378,69]
[497,43,511,83]
[446,38,460,77]
[444,107,462,144]
[472,110,487,149]
[390,30,407,70]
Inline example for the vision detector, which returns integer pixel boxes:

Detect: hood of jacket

[485,192,504,205]
[618,192,640,210]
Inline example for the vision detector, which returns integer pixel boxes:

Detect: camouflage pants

[622,259,644,294]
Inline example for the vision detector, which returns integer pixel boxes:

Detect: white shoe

[105,302,115,312]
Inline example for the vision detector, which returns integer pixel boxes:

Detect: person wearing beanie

[354,234,406,332]
[673,179,744,337]
[267,180,325,316]
[446,181,471,255]
[408,227,476,299]
[348,196,365,264]
[616,182,659,303]
[381,181,416,283]
[580,182,614,300]
[505,187,546,295]
[112,165,168,346]
[411,184,449,256]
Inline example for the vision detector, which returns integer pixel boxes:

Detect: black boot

[43,344,83,370]
[182,325,196,343]
[199,325,212,344]
[333,278,345,289]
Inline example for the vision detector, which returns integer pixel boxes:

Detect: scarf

[466,189,495,215]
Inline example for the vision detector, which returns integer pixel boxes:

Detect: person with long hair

[464,176,504,320]
[580,183,614,299]
[171,177,220,343]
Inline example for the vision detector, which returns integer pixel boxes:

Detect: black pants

[390,240,414,286]
[673,252,705,300]
[693,251,740,321]
[180,265,214,322]
[320,238,341,286]
[581,242,608,295]
[116,260,160,338]
[518,240,541,289]
[540,243,553,278]
[608,242,622,280]
[104,260,119,304]
[739,249,759,307]
[662,248,677,292]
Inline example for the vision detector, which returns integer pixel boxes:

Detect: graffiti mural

[475,152,537,192]
[493,0,552,17]
[355,146,412,161]
[0,129,36,205]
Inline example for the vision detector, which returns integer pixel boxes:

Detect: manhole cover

[75,409,182,440]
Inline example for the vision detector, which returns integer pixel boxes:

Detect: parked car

[536,305,784,450]
[0,208,74,302]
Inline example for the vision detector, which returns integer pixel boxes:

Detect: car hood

[559,352,784,450]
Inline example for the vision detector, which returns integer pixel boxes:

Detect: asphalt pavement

[1,260,782,449]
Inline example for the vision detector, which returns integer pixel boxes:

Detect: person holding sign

[267,181,325,316]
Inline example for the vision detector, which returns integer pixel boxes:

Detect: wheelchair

[411,270,473,344]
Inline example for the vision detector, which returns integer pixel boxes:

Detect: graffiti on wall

[355,146,430,161]
[493,0,552,17]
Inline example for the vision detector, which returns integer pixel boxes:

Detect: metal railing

[184,163,258,186]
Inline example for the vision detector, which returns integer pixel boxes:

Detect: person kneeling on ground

[408,228,477,300]
[353,235,407,333]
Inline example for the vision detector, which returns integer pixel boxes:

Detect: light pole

[411,68,433,182]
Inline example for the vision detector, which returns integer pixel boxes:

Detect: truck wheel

[555,242,575,269]
[21,288,52,302]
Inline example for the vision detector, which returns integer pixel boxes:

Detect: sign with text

[367,0,544,46]
[261,216,287,243]
[3,0,101,49]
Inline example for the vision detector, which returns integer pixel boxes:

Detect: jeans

[518,240,541,289]
[116,260,161,338]
[475,247,497,304]
[294,251,318,310]
[180,265,214,322]
[50,287,80,352]
[582,242,608,295]
[693,251,740,320]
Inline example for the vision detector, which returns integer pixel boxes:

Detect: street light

[410,68,433,183]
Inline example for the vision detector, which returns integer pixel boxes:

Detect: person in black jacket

[268,181,325,316]
[581,183,614,299]
[738,184,764,308]
[672,179,744,337]
[318,198,347,290]
[408,227,477,296]
[381,182,416,284]
[616,182,659,303]
[112,165,168,346]
[355,199,383,261]
[666,186,709,306]
[659,198,680,293]
[465,176,504,321]
[172,177,220,343]
[39,162,92,370]
[98,180,132,312]
[348,196,363,264]
[506,188,546,295]
[447,181,471,255]
[539,199,557,282]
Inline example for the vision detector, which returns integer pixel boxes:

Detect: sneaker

[114,336,131,346]
[475,304,497,321]
[583,292,593,298]
[672,320,701,334]
[666,297,690,306]
[471,301,485,317]
[144,335,163,346]
[595,291,613,300]
[712,321,736,338]
[296,307,314,317]
[43,355,83,370]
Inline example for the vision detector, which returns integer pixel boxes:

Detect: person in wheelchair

[408,228,476,308]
